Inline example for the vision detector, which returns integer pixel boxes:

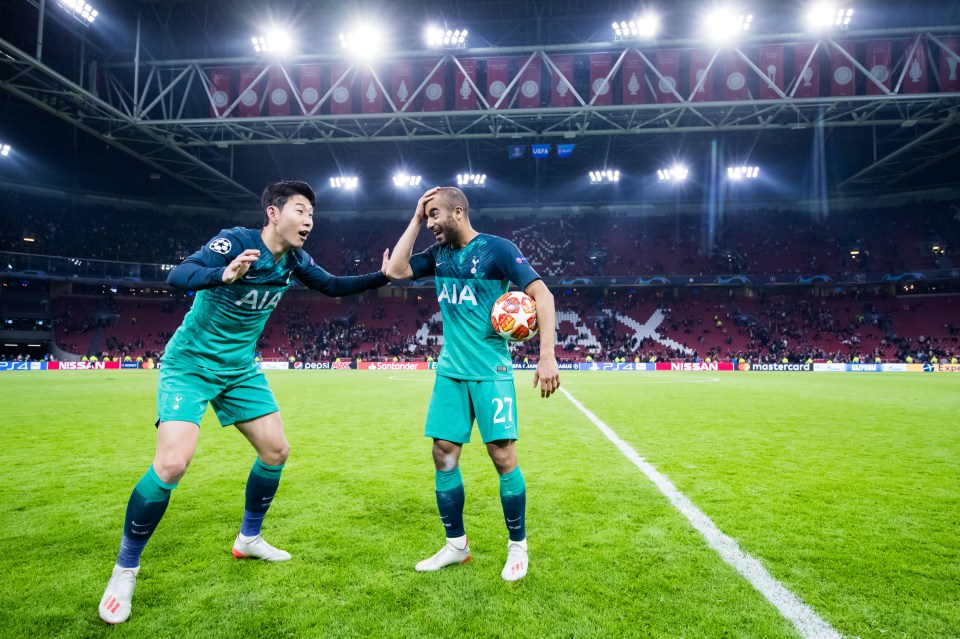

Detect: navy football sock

[116,466,177,568]
[240,458,284,537]
[499,466,527,542]
[435,467,465,539]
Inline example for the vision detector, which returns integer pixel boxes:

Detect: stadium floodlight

[657,165,689,182]
[704,9,753,42]
[612,13,659,40]
[589,169,620,184]
[57,0,98,24]
[457,173,486,187]
[426,26,468,48]
[330,176,359,189]
[393,174,423,188]
[252,31,293,55]
[339,24,384,58]
[0,144,10,157]
[806,3,853,30]
[726,166,760,180]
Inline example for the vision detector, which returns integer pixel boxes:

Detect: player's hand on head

[415,187,441,222]
[222,249,260,283]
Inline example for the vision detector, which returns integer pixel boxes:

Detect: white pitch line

[560,387,842,639]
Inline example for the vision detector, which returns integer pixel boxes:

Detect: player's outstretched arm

[526,279,560,398]
[168,246,259,290]
[385,187,440,280]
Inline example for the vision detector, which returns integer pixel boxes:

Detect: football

[491,291,539,342]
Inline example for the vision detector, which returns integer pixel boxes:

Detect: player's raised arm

[167,231,259,290]
[293,251,389,297]
[525,279,560,398]
[385,186,441,280]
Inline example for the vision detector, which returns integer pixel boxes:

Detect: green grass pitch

[2,370,958,638]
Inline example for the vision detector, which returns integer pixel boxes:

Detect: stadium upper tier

[1,189,957,280]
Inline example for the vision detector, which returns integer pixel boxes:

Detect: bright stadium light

[339,24,384,58]
[612,13,659,40]
[589,169,620,184]
[330,176,359,189]
[727,166,760,180]
[657,165,689,182]
[57,0,98,24]
[457,173,486,187]
[704,9,753,42]
[252,30,293,55]
[426,26,468,48]
[807,3,853,30]
[393,174,423,188]
[0,144,10,157]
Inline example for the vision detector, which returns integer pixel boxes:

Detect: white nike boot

[98,564,140,624]
[232,533,292,562]
[415,536,471,572]
[501,538,528,582]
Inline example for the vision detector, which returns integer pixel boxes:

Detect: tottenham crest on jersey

[209,238,232,254]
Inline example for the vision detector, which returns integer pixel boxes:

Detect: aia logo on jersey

[437,283,477,306]
[235,289,282,310]
[209,238,232,254]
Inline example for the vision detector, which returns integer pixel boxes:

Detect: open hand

[222,249,260,283]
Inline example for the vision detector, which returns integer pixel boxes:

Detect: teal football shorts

[156,359,279,427]
[424,374,519,444]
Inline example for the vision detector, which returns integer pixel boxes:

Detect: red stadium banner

[330,63,354,114]
[486,57,512,108]
[517,56,542,109]
[589,53,613,105]
[690,49,715,102]
[723,53,749,100]
[238,67,264,117]
[621,51,647,105]
[208,67,232,117]
[793,43,820,98]
[391,61,415,111]
[298,64,322,114]
[360,66,384,114]
[421,59,446,111]
[938,36,960,93]
[758,46,784,98]
[902,38,929,93]
[864,40,892,94]
[549,55,575,107]
[266,66,290,116]
[830,41,856,97]
[454,58,478,110]
[654,50,681,103]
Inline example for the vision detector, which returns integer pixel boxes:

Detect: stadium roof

[1,0,958,211]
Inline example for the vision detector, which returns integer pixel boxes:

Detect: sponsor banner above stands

[655,362,735,371]
[579,362,653,371]
[359,361,431,371]
[738,362,813,372]
[49,361,121,370]
[0,361,47,370]
[260,361,292,370]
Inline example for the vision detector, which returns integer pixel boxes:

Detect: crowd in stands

[48,289,959,365]
[3,187,958,278]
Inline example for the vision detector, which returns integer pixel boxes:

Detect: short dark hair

[439,186,469,217]
[261,181,316,226]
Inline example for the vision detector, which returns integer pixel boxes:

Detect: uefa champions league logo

[209,238,232,254]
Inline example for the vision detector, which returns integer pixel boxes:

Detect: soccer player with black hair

[99,180,392,623]
[385,186,560,582]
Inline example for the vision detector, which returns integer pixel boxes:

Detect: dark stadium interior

[1,0,959,363]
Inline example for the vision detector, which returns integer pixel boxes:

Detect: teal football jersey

[410,233,540,381]
[164,227,387,370]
